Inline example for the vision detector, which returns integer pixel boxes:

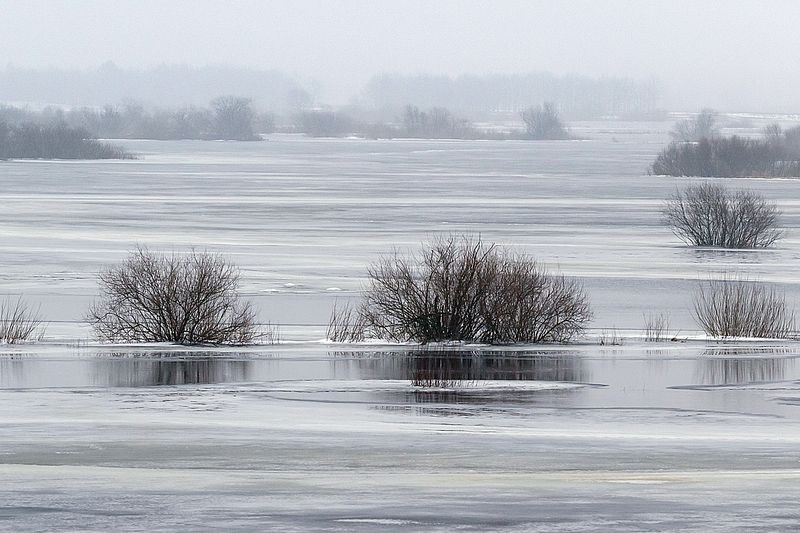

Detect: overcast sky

[2,0,800,110]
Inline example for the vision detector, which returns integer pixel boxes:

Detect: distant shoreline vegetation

[290,102,574,141]
[0,96,265,142]
[2,99,576,142]
[0,122,133,160]
[651,110,800,178]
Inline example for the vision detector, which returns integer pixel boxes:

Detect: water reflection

[0,354,257,388]
[331,350,587,383]
[696,348,795,385]
[689,248,764,264]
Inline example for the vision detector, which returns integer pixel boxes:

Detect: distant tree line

[0,96,269,141]
[363,72,662,119]
[0,122,132,160]
[651,110,800,177]
[2,98,574,144]
[290,102,571,140]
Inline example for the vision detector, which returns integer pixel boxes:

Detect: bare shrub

[0,297,45,343]
[662,183,782,248]
[356,235,591,344]
[521,102,570,140]
[643,311,671,342]
[480,257,591,344]
[88,248,257,345]
[693,278,796,339]
[326,301,366,342]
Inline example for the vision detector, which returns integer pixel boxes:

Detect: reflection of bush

[698,353,789,385]
[334,350,586,385]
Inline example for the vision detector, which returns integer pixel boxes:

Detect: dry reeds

[693,277,795,339]
[643,311,671,342]
[326,301,366,343]
[0,297,45,343]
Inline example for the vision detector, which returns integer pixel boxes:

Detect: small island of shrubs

[0,122,132,160]
[651,109,800,178]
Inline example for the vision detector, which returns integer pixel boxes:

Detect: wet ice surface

[1,124,800,338]
[3,344,800,531]
[3,122,800,530]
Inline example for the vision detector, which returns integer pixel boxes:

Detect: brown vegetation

[88,248,257,345]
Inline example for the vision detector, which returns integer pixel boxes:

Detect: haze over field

[2,0,800,111]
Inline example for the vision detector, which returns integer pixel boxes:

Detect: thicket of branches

[662,183,782,248]
[329,236,591,344]
[0,122,132,160]
[87,248,258,345]
[693,278,796,339]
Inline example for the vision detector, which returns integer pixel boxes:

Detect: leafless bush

[693,277,796,339]
[643,312,671,342]
[87,248,257,345]
[662,183,782,248]
[357,235,591,344]
[521,102,570,140]
[326,301,366,342]
[0,297,45,343]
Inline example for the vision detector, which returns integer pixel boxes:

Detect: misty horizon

[3,0,800,112]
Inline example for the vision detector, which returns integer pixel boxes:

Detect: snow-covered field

[2,120,800,530]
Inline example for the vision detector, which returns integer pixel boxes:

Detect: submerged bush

[662,183,782,248]
[88,248,257,345]
[693,278,795,339]
[330,236,591,344]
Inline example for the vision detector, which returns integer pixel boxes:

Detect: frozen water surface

[3,344,800,531]
[2,121,800,530]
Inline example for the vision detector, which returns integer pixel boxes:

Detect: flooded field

[1,123,800,340]
[3,344,800,531]
[3,121,800,530]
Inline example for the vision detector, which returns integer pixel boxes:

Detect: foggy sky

[2,0,800,111]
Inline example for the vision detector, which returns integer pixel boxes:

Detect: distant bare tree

[521,102,569,140]
[88,248,257,345]
[670,108,719,142]
[662,183,782,248]
[211,96,258,140]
